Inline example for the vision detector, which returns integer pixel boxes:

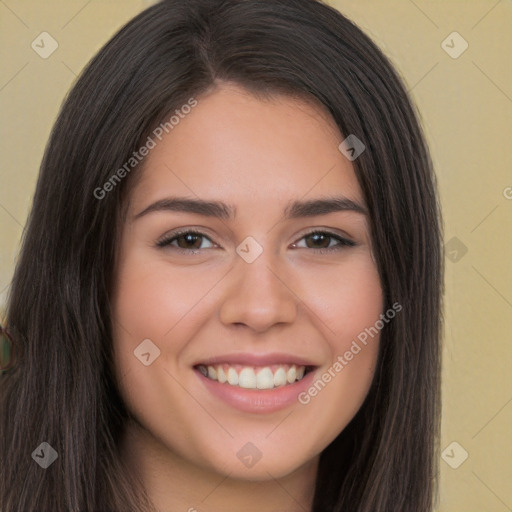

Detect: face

[111,83,383,481]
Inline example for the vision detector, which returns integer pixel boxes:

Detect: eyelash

[156,229,356,255]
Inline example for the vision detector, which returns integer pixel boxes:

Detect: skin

[112,82,383,512]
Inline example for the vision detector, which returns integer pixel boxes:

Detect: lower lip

[195,368,317,413]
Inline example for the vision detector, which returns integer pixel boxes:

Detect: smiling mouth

[195,363,315,390]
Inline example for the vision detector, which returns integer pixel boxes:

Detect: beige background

[0,1,511,511]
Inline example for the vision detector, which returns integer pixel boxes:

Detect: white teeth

[273,367,287,387]
[256,367,274,390]
[227,367,239,386]
[287,366,296,384]
[198,363,309,389]
[238,368,257,388]
[217,366,227,383]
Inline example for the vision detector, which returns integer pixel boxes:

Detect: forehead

[129,84,364,214]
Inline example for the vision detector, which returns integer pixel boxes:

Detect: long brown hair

[0,1,443,510]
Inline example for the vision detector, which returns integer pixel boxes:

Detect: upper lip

[193,352,317,368]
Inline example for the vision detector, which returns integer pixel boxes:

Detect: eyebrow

[133,195,367,221]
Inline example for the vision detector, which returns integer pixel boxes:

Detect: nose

[218,250,298,333]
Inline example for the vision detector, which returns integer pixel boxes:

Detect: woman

[0,0,443,510]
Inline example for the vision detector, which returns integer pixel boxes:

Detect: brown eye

[156,230,214,252]
[175,233,203,249]
[304,233,332,249]
[293,231,355,252]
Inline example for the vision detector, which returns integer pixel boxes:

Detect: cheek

[291,254,383,427]
[295,252,383,342]
[112,246,216,341]
[110,251,210,456]
[110,245,226,401]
